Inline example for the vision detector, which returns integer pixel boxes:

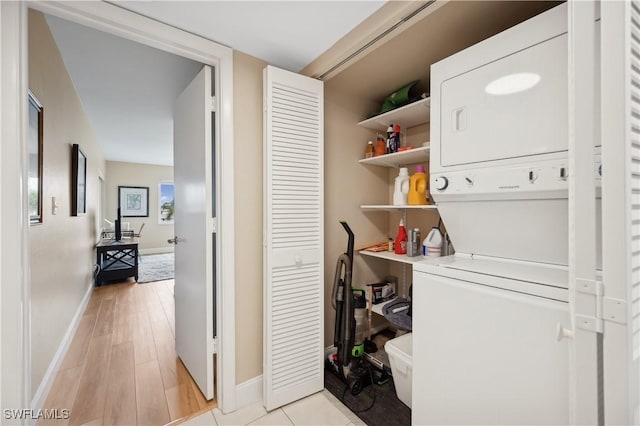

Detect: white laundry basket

[385,332,413,408]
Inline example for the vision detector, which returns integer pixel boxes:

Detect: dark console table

[95,239,139,286]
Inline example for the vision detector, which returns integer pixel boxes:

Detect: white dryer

[413,3,601,424]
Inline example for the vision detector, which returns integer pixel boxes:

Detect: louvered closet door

[263,65,324,411]
[601,1,640,423]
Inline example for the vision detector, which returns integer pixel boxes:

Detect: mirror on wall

[28,91,43,224]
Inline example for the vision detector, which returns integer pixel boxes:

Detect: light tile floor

[179,390,365,426]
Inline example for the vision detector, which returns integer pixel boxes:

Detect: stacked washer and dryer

[412,4,601,424]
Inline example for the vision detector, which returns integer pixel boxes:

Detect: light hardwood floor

[40,280,216,426]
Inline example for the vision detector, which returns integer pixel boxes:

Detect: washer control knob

[434,176,449,191]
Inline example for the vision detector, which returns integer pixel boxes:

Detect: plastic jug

[408,165,427,205]
[423,227,443,257]
[393,168,410,205]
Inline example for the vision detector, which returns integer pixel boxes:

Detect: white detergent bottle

[393,167,410,205]
[423,226,443,257]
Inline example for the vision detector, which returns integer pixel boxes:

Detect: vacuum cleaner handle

[340,221,354,262]
[331,255,349,310]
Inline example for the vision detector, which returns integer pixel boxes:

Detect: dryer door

[440,33,568,166]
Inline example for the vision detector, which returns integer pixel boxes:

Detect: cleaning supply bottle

[386,124,394,154]
[375,133,386,156]
[408,165,428,205]
[423,226,443,257]
[393,124,402,151]
[393,167,410,205]
[364,140,374,158]
[394,219,408,255]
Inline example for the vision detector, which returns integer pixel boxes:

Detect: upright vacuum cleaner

[327,221,372,395]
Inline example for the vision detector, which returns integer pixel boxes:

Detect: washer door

[412,271,570,425]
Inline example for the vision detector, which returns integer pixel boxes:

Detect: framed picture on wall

[71,144,86,216]
[28,91,44,223]
[118,186,149,217]
[158,182,174,224]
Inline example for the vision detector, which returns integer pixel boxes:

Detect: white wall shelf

[358,144,430,168]
[369,297,399,316]
[359,249,425,265]
[360,204,438,212]
[357,97,431,131]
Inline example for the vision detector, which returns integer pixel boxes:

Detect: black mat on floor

[324,367,411,426]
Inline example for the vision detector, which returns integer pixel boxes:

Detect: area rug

[137,253,174,283]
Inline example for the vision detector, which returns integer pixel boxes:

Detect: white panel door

[173,65,215,400]
[263,65,324,411]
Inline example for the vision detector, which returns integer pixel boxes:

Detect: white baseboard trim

[235,375,262,409]
[139,247,174,255]
[30,282,93,416]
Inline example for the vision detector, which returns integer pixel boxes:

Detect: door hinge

[576,279,627,333]
[210,337,217,354]
[210,95,217,112]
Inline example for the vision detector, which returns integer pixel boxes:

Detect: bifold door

[263,66,324,411]
[601,0,640,423]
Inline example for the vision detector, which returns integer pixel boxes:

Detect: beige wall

[105,161,174,254]
[233,51,267,384]
[28,10,106,397]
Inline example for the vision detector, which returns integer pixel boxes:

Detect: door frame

[0,0,237,413]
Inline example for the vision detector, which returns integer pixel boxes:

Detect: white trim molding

[1,0,31,415]
[236,375,263,410]
[3,0,237,414]
[30,284,93,418]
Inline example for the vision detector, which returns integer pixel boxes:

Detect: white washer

[412,255,570,425]
[414,3,602,424]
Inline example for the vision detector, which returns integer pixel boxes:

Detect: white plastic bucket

[385,332,413,408]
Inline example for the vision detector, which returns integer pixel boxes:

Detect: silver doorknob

[168,236,181,245]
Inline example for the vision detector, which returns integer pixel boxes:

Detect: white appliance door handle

[556,323,574,341]
[452,107,466,132]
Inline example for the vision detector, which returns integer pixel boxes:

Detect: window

[159,182,174,224]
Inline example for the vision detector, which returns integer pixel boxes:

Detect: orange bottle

[374,133,386,156]
[364,141,374,158]
[408,165,428,205]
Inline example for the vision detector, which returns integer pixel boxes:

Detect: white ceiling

[46,14,203,166]
[114,1,386,72]
[44,2,385,166]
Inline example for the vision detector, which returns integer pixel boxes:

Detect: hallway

[40,280,215,425]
